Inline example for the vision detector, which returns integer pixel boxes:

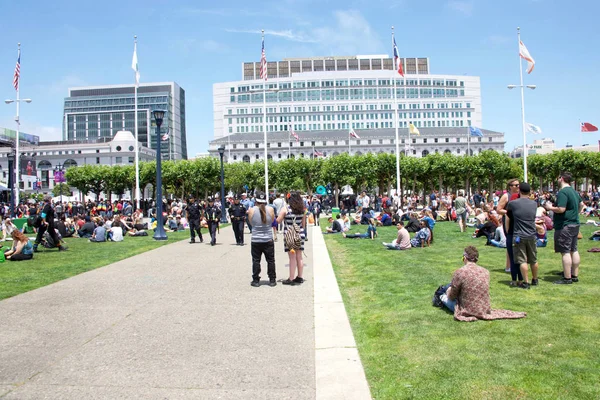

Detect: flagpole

[392,27,401,199]
[289,131,291,159]
[133,35,141,211]
[517,27,528,183]
[15,43,21,212]
[262,30,269,196]
[349,130,351,155]
[467,126,470,156]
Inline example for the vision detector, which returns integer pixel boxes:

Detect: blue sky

[0,0,599,156]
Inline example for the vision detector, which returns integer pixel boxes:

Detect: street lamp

[5,97,32,210]
[507,83,536,183]
[217,145,228,224]
[152,109,168,241]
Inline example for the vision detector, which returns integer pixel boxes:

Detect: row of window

[231,147,497,162]
[64,96,169,108]
[232,111,471,124]
[231,88,465,103]
[233,79,464,92]
[227,102,472,115]
[227,136,493,150]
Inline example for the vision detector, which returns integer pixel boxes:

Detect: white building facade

[213,55,483,146]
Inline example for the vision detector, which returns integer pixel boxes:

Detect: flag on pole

[349,128,360,139]
[314,149,324,157]
[526,123,542,134]
[132,40,140,86]
[392,35,404,77]
[13,48,20,91]
[519,40,535,74]
[409,123,420,135]
[260,35,267,81]
[161,129,170,141]
[469,126,484,137]
[291,129,299,142]
[581,122,598,132]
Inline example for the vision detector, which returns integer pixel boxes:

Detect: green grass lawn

[323,219,600,400]
[0,229,195,300]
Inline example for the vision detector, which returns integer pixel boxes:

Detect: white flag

[132,41,140,85]
[526,123,542,134]
[519,40,535,74]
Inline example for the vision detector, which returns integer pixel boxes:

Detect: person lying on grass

[342,218,377,239]
[410,220,433,248]
[438,245,527,322]
[382,221,411,250]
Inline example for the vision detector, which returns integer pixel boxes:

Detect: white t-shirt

[363,195,370,208]
[110,226,124,242]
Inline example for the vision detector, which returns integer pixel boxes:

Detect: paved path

[0,227,315,399]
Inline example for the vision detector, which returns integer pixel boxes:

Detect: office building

[63,82,188,160]
[510,138,599,158]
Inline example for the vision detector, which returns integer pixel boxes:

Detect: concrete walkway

[0,225,370,399]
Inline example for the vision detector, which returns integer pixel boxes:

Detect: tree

[477,150,512,193]
[105,165,133,200]
[52,183,71,197]
[321,154,357,207]
[65,164,93,199]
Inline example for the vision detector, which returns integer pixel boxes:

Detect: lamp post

[5,96,32,210]
[507,83,536,182]
[54,163,66,205]
[152,109,168,240]
[7,151,15,217]
[217,145,228,224]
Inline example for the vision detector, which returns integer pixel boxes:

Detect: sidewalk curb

[312,227,372,400]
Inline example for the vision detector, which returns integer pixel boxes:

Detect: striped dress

[284,209,305,252]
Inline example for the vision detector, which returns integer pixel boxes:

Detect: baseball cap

[519,182,531,193]
[255,191,267,204]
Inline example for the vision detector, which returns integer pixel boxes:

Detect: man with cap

[204,197,221,246]
[240,193,254,233]
[228,194,247,245]
[187,195,203,244]
[34,195,67,252]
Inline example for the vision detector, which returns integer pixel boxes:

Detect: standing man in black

[229,194,247,246]
[34,195,67,252]
[187,195,203,244]
[205,197,221,246]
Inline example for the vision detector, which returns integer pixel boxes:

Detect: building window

[322,141,326,146]
[423,138,427,143]
[457,149,461,154]
[300,141,304,146]
[278,142,282,147]
[489,137,493,142]
[434,138,438,143]
[115,157,123,164]
[244,144,248,149]
[334,141,338,145]
[278,153,282,159]
[367,140,372,144]
[233,155,237,161]
[96,157,100,164]
[311,141,315,146]
[412,139,416,144]
[128,157,134,163]
[255,143,259,148]
[255,154,259,159]
[233,144,237,149]
[457,138,460,143]
[445,138,449,143]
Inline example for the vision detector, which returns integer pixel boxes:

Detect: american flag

[161,128,170,141]
[314,149,324,157]
[393,35,404,77]
[259,36,267,81]
[291,129,299,142]
[349,128,360,139]
[13,49,20,91]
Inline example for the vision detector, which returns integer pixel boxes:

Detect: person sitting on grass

[342,218,377,239]
[127,228,148,237]
[340,211,351,232]
[472,214,499,244]
[379,210,393,226]
[410,220,433,248]
[535,218,547,247]
[405,213,421,233]
[89,220,107,242]
[108,220,124,242]
[4,230,34,261]
[78,216,95,239]
[420,210,436,230]
[325,215,343,234]
[489,220,507,248]
[383,221,411,250]
[437,246,527,322]
[1,218,17,241]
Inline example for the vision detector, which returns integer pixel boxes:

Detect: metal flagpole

[133,35,141,210]
[349,130,351,154]
[15,43,21,211]
[289,131,291,159]
[518,27,528,183]
[467,126,470,156]
[392,27,401,198]
[262,30,269,195]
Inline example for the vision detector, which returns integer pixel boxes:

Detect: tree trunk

[334,184,339,208]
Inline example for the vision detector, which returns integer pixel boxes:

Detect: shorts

[456,211,467,222]
[513,237,537,265]
[554,225,579,254]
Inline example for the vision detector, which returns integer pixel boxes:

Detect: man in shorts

[506,182,538,289]
[544,172,585,284]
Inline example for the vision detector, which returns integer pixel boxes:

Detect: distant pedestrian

[248,192,276,287]
[229,194,247,246]
[187,195,203,244]
[277,191,306,285]
[205,197,221,246]
[544,172,585,284]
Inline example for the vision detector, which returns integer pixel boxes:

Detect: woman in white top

[277,192,306,285]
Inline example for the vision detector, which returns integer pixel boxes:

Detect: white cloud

[447,1,474,16]
[0,119,63,142]
[226,9,385,56]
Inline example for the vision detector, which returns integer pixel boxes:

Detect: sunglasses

[509,184,520,187]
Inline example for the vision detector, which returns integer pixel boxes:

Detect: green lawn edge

[323,220,600,400]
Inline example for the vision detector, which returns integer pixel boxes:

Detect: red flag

[581,122,598,132]
[314,149,324,157]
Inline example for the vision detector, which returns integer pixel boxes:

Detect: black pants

[312,212,320,226]
[232,219,244,244]
[8,253,33,261]
[35,223,60,249]
[251,240,276,281]
[189,219,203,241]
[208,222,218,244]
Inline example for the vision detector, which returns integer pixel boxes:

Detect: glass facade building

[64,82,187,160]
